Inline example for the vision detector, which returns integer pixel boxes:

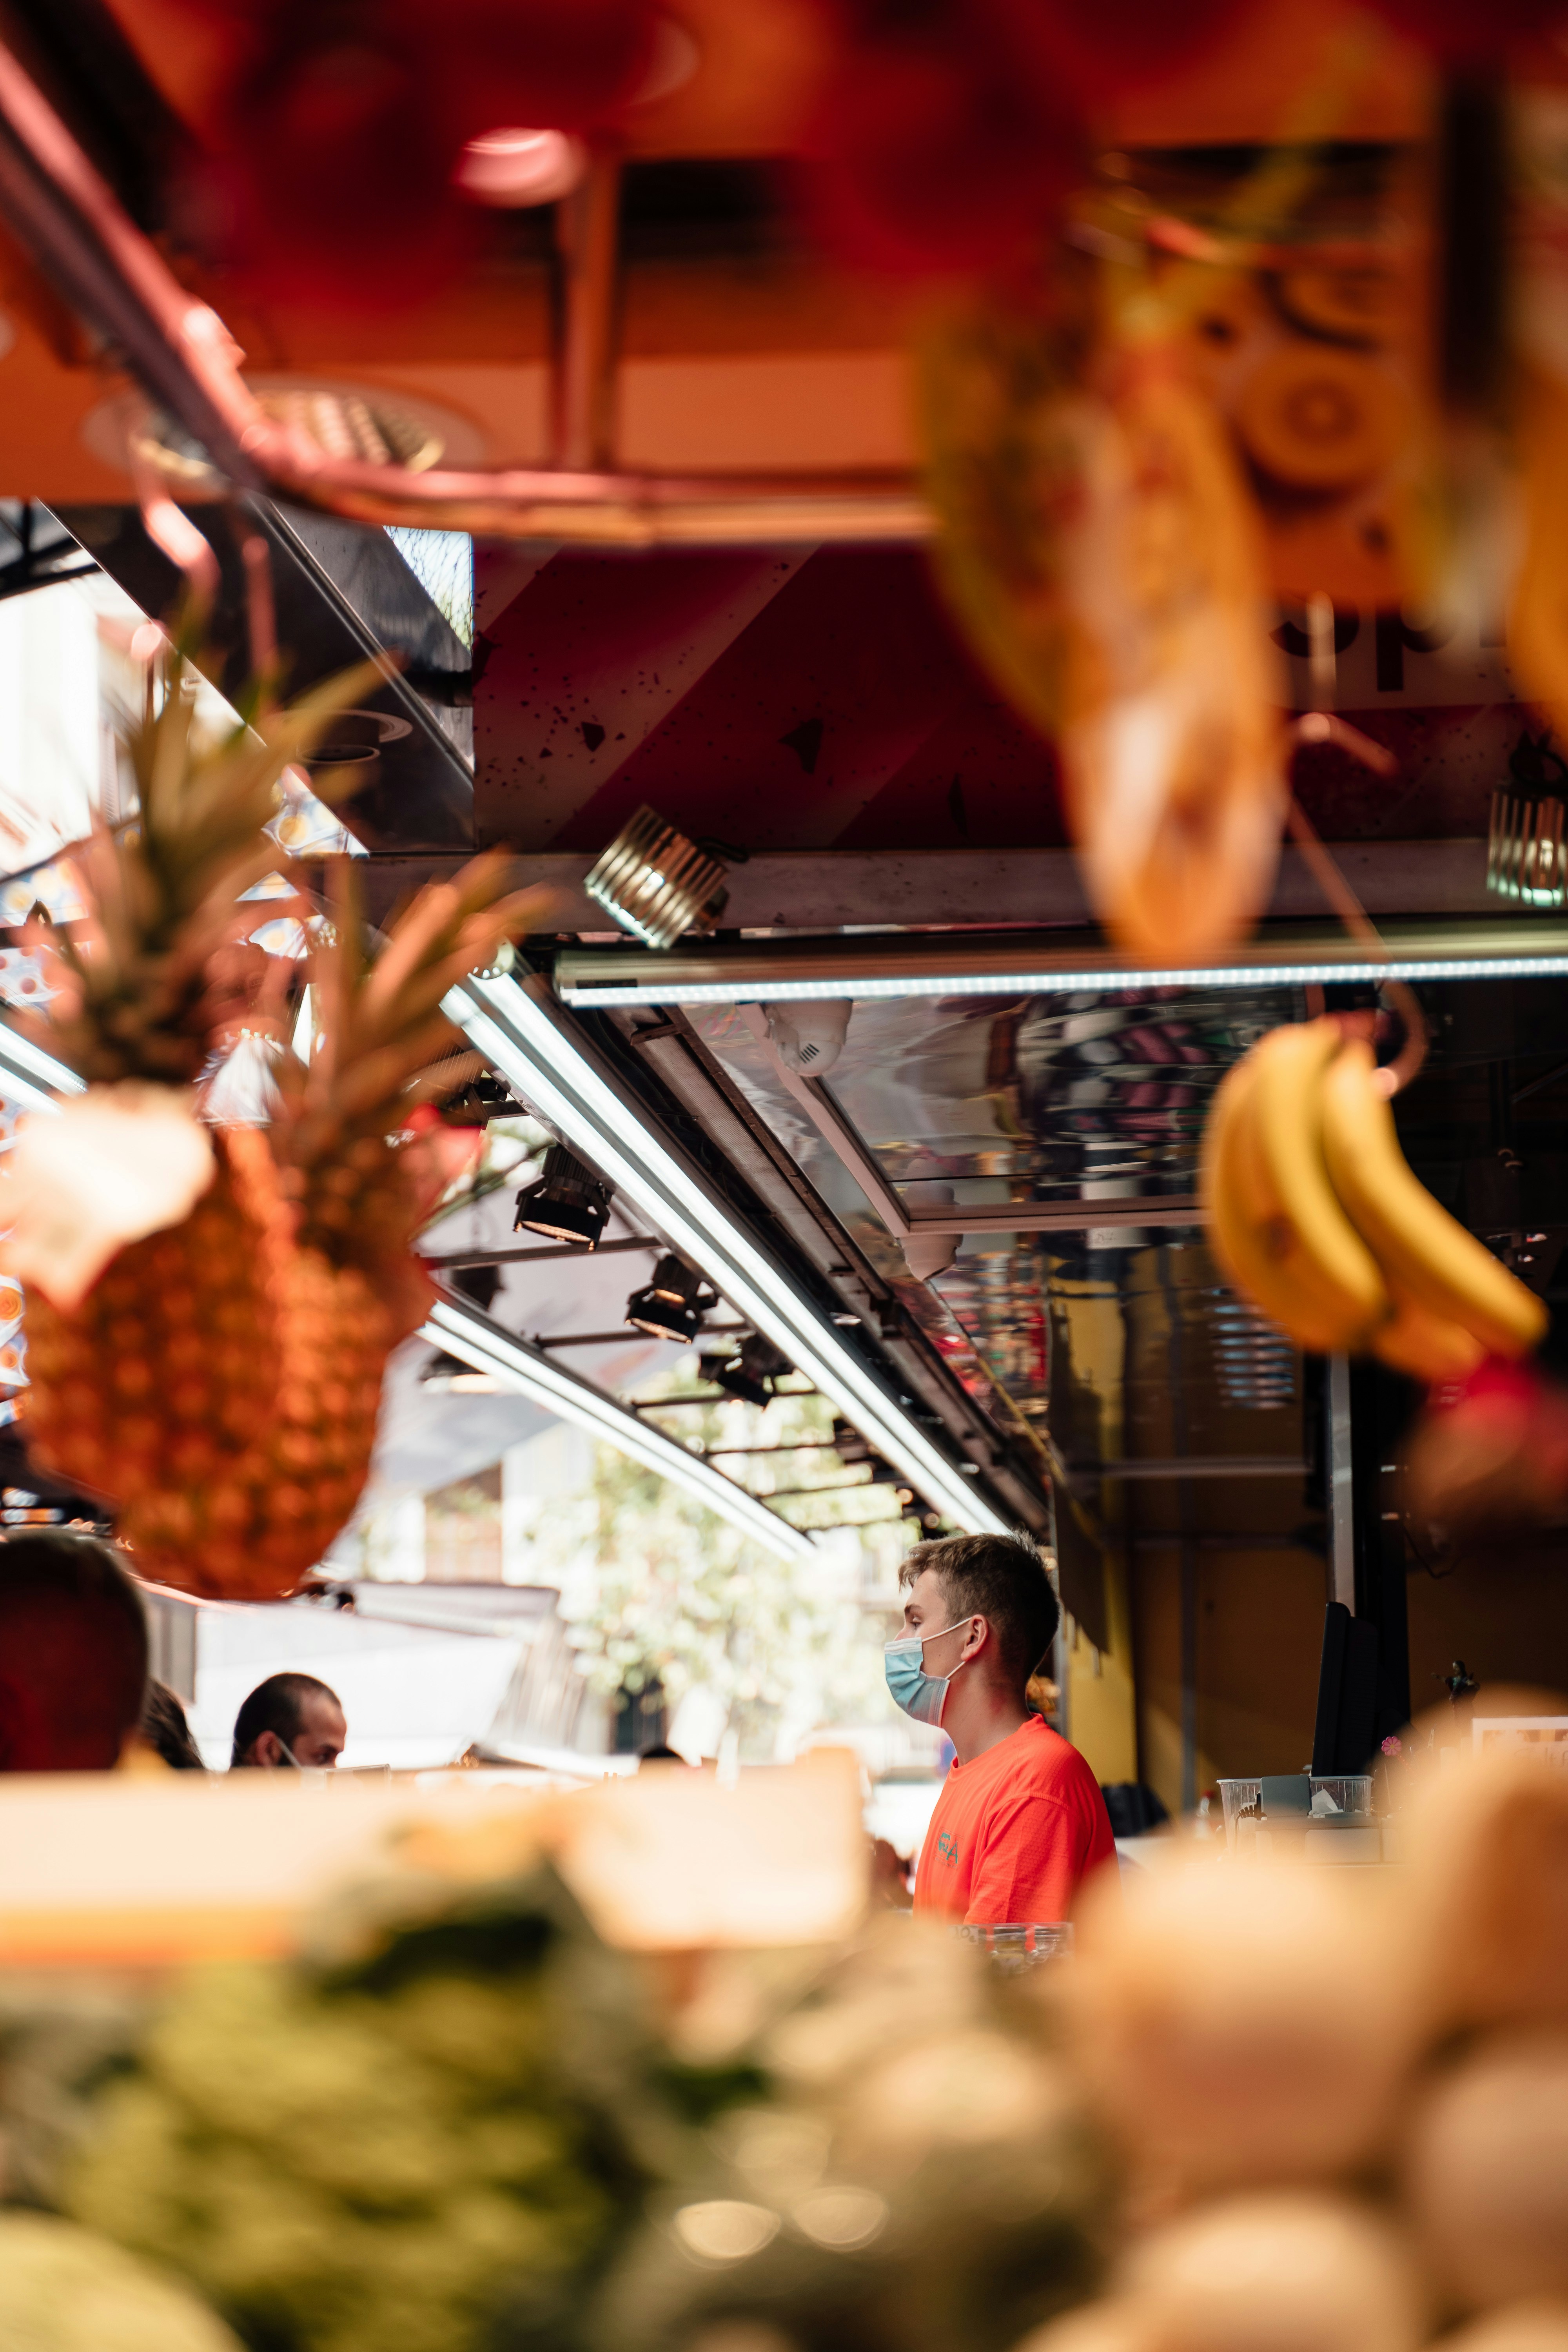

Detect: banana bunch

[1201,1019,1547,1383]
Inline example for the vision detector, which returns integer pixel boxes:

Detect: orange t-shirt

[912,1715,1117,1924]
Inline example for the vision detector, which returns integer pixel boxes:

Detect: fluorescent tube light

[445,971,1012,1536]
[424,1296,816,1561]
[557,953,1568,1009]
[0,1024,83,1112]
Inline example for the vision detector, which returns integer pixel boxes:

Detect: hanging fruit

[3,650,543,1599]
[1201,1018,1547,1384]
[1403,1356,1568,1539]
[927,296,1286,961]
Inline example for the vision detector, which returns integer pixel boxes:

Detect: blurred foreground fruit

[1403,1358,1568,1541]
[928,318,1284,962]
[1404,2036,1568,2308]
[1059,1854,1427,2193]
[1121,2193,1426,2352]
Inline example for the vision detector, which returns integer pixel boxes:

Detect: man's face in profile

[252,1692,347,1768]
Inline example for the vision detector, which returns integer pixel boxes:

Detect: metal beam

[555,918,1568,1008]
[1070,1457,1307,1481]
[0,37,927,546]
[0,1022,82,1111]
[381,841,1499,933]
[54,499,474,853]
[1328,1352,1356,1610]
[419,1236,660,1269]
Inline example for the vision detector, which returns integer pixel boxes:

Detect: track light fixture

[514,1142,612,1249]
[625,1252,715,1343]
[584,806,729,949]
[707,1332,793,1408]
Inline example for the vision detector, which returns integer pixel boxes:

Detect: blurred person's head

[230,1673,346,1770]
[0,1531,148,1771]
[897,1530,1059,1704]
[142,1679,205,1770]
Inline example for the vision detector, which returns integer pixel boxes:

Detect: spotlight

[420,1350,501,1394]
[439,1070,527,1127]
[514,1143,612,1249]
[626,1253,715,1343]
[832,1416,872,1465]
[584,806,729,949]
[708,1333,793,1408]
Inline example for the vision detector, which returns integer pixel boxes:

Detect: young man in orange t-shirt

[886,1531,1116,1925]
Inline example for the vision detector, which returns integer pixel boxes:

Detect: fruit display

[49,1858,1101,2352]
[1201,1016,1546,1384]
[1025,1739,1568,2352]
[64,1866,653,2352]
[0,2210,245,2352]
[4,1735,1562,2352]
[600,1918,1106,2352]
[4,651,541,1597]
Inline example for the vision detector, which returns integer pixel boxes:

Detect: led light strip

[0,1025,84,1112]
[424,1296,816,1561]
[557,953,1568,1009]
[446,970,1012,1536]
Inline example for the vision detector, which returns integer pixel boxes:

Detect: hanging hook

[132,450,219,626]
[232,509,278,702]
[1284,743,1428,1096]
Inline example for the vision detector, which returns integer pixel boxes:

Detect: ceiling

[0,0,1559,1773]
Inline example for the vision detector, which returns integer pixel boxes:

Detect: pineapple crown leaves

[18,650,383,1087]
[276,851,557,1187]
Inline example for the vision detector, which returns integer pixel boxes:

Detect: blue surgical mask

[884,1621,973,1726]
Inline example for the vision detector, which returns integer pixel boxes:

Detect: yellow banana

[1247,1019,1389,1345]
[1320,1037,1548,1358]
[1202,1043,1375,1354]
[1371,1276,1485,1386]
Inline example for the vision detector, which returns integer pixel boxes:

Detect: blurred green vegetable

[67,1868,657,2352]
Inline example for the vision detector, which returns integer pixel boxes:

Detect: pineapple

[13,652,540,1599]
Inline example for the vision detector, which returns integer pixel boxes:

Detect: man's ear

[251,1729,283,1766]
[960,1613,990,1663]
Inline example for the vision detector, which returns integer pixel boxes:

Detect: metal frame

[0,1016,841,1559]
[445,967,1016,1535]
[0,502,97,604]
[738,1003,1200,1242]
[554,920,1568,1008]
[0,36,927,548]
[0,1023,82,1112]
[425,1294,818,1561]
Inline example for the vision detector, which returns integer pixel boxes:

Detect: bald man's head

[0,1532,148,1772]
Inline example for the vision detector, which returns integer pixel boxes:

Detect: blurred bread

[1058,1857,1426,2191]
[1403,2038,1568,2308]
[1121,2192,1426,2352]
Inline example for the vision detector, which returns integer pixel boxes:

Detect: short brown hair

[899,1530,1059,1693]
